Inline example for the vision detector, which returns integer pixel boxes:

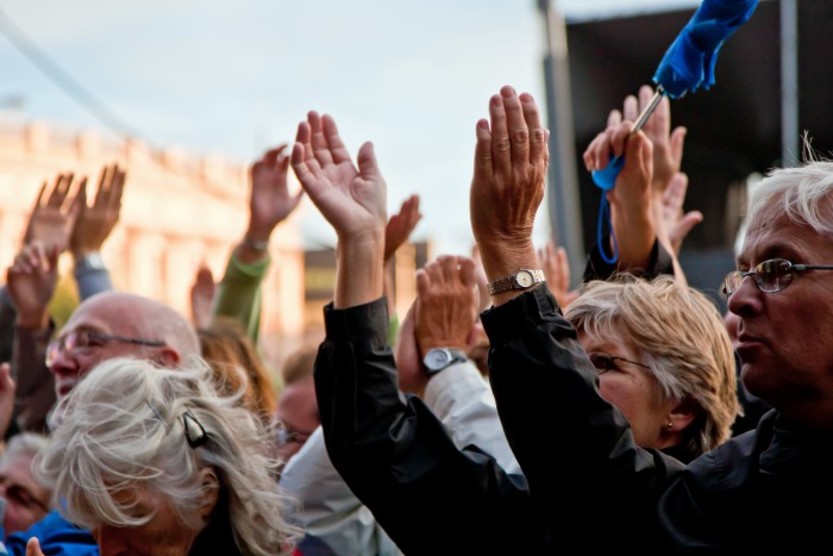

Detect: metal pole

[780,0,799,166]
[538,0,584,286]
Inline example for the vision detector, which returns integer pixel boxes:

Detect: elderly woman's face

[92,489,204,556]
[578,328,675,450]
[0,453,52,534]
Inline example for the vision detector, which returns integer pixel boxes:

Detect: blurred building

[0,118,428,369]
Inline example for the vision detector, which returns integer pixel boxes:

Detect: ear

[198,468,220,522]
[666,397,698,433]
[152,347,181,367]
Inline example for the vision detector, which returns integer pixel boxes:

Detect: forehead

[741,210,833,265]
[63,296,136,335]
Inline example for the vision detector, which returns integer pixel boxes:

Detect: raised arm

[291,111,386,308]
[69,163,124,300]
[211,145,303,341]
[470,86,547,307]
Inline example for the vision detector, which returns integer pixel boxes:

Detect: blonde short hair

[565,275,740,456]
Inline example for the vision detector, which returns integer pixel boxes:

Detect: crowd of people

[0,63,826,555]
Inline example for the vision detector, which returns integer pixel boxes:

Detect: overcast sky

[0,0,700,255]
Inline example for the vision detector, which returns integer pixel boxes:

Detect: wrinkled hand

[623,85,686,196]
[70,163,126,257]
[660,172,703,255]
[0,363,16,440]
[470,86,548,255]
[291,111,386,243]
[7,241,59,328]
[384,194,421,262]
[247,144,304,243]
[24,173,85,253]
[415,255,478,353]
[538,241,578,308]
[190,265,216,329]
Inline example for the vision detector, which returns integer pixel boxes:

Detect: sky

[0,0,700,256]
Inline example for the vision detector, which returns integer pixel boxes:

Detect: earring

[664,420,673,432]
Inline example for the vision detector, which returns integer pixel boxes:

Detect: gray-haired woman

[33,356,300,556]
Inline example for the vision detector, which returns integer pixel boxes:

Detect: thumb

[26,536,44,556]
[357,142,380,182]
[675,211,704,242]
[0,362,14,393]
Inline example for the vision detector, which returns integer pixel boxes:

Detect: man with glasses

[470,91,833,552]
[0,287,199,554]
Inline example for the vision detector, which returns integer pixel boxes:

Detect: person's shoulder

[685,410,777,492]
[5,510,97,555]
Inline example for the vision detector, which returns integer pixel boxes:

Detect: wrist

[333,231,385,309]
[16,311,49,330]
[74,251,106,272]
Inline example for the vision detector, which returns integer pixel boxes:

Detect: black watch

[422,348,468,375]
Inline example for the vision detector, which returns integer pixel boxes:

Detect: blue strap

[596,194,618,264]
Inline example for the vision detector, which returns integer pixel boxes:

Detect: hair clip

[181,410,208,448]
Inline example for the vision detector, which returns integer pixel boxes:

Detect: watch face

[424,349,452,371]
[515,270,534,288]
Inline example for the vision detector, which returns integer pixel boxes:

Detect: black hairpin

[181,410,208,448]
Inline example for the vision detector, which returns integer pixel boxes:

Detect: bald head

[73,292,200,358]
[49,292,200,403]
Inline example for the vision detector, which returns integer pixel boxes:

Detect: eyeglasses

[46,329,165,367]
[587,352,650,374]
[275,420,313,447]
[721,258,833,297]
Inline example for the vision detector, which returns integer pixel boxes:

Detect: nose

[726,272,764,319]
[47,348,81,378]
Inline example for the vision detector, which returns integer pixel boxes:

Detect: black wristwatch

[422,348,468,375]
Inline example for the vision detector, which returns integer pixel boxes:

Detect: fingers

[26,536,44,556]
[291,120,321,191]
[503,87,529,171]
[0,362,14,392]
[522,92,547,169]
[48,173,72,207]
[309,112,335,167]
[489,91,511,179]
[669,126,687,168]
[623,94,638,122]
[472,118,493,181]
[356,142,380,183]
[321,114,352,165]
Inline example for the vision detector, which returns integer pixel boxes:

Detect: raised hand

[6,241,60,329]
[624,85,687,196]
[24,173,85,253]
[470,86,548,295]
[538,240,578,308]
[70,163,126,258]
[291,111,387,308]
[190,264,216,330]
[398,256,478,395]
[245,145,304,247]
[384,194,421,262]
[661,172,703,255]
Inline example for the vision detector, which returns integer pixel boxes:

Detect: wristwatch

[487,268,545,295]
[422,348,468,375]
[75,252,106,272]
